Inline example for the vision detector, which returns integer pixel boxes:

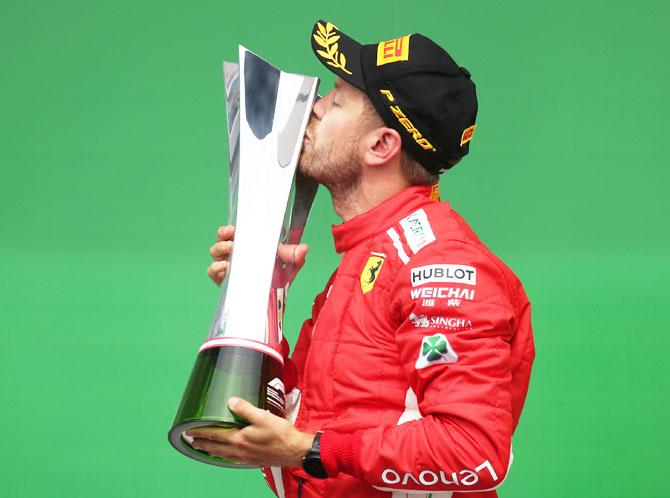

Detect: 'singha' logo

[409,313,473,331]
[409,313,430,328]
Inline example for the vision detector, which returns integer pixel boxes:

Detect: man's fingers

[277,243,309,266]
[228,397,271,425]
[207,260,229,285]
[207,260,228,277]
[209,227,235,285]
[191,437,227,453]
[292,243,309,272]
[210,240,233,260]
[186,427,239,443]
[210,227,308,287]
[216,225,235,242]
[190,438,240,461]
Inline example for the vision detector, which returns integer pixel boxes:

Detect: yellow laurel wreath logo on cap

[313,22,352,75]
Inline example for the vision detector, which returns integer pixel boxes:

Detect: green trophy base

[168,345,284,468]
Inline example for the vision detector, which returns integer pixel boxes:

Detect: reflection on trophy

[168,46,320,468]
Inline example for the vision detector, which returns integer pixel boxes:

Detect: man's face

[299,78,371,191]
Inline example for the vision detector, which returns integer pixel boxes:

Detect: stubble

[298,128,362,197]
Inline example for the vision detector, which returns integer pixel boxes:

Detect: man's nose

[312,95,325,120]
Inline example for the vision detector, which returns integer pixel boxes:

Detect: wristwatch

[302,431,328,478]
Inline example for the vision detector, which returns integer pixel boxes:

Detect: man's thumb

[294,243,309,266]
[228,397,266,424]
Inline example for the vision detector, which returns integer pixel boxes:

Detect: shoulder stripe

[386,227,410,264]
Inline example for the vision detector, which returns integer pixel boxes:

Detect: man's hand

[185,397,314,467]
[207,225,309,286]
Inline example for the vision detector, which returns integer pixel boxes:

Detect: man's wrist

[290,431,315,467]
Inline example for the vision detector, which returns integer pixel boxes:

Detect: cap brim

[310,20,365,90]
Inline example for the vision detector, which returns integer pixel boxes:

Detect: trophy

[168,46,320,468]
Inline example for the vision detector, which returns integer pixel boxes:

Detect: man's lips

[304,124,315,142]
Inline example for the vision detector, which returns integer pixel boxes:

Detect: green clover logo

[422,334,448,362]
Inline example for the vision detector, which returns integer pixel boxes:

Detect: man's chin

[297,157,308,176]
[297,153,316,177]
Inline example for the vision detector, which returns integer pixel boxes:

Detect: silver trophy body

[168,47,319,468]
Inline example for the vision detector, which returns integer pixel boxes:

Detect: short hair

[401,151,439,186]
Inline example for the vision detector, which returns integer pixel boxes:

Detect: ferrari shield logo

[360,253,385,294]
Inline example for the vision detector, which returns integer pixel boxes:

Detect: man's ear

[362,127,403,166]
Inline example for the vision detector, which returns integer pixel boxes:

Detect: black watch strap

[302,431,328,479]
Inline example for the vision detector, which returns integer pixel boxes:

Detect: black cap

[310,20,478,174]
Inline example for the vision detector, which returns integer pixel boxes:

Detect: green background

[1,1,668,496]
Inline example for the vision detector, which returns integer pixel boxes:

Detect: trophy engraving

[168,46,319,468]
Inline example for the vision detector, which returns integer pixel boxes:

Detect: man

[188,20,535,498]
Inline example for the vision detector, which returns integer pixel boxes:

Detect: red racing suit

[263,185,535,498]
